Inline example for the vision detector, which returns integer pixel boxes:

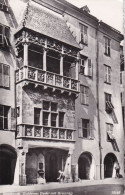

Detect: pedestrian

[57,170,65,183]
[115,163,120,178]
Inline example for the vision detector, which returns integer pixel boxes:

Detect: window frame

[0,63,10,89]
[82,119,90,139]
[80,85,89,105]
[105,93,114,113]
[104,65,111,84]
[0,105,9,130]
[0,0,8,12]
[106,123,114,142]
[104,37,111,56]
[0,24,10,49]
[79,23,88,45]
[34,107,41,125]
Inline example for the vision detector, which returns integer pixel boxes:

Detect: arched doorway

[78,152,92,180]
[0,145,17,185]
[104,153,118,178]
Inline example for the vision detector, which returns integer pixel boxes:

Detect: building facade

[0,0,124,185]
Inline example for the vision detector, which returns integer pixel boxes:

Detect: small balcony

[15,66,79,92]
[17,124,75,142]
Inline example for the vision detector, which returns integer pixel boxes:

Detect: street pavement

[0,178,124,195]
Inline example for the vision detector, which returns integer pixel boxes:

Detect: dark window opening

[47,51,60,74]
[59,112,64,127]
[29,50,43,69]
[51,113,57,127]
[43,112,49,126]
[51,102,57,112]
[104,37,110,56]
[0,0,8,12]
[34,108,41,125]
[63,56,75,78]
[0,25,10,49]
[79,23,88,45]
[43,101,50,111]
[82,119,90,138]
[16,107,20,117]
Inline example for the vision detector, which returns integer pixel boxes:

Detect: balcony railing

[16,66,79,92]
[17,124,75,141]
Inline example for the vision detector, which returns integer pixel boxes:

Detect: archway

[0,145,17,185]
[78,152,93,180]
[104,153,118,178]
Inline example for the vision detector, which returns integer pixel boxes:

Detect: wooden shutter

[3,65,9,88]
[0,64,3,86]
[0,25,4,46]
[89,121,94,139]
[78,118,83,137]
[88,59,92,77]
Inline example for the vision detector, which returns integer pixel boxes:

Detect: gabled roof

[17,0,80,49]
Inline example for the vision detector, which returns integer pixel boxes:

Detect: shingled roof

[17,0,80,49]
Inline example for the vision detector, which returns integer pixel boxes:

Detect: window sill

[104,82,111,85]
[79,42,88,46]
[81,103,89,106]
[0,86,10,90]
[104,53,110,57]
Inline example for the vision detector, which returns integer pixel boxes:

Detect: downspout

[96,21,102,179]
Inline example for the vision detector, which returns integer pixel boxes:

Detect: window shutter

[88,59,92,77]
[0,25,4,46]
[11,108,16,130]
[3,65,9,88]
[78,118,83,137]
[89,121,94,139]
[0,64,3,86]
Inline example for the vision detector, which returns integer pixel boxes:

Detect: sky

[66,0,123,34]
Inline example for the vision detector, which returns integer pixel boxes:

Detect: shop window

[0,105,9,130]
[79,23,88,45]
[59,112,65,127]
[34,108,41,125]
[104,37,110,56]
[104,65,111,84]
[0,64,10,88]
[105,93,114,113]
[0,0,8,12]
[80,85,89,105]
[0,24,10,49]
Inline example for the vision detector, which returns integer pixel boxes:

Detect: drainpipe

[96,21,102,180]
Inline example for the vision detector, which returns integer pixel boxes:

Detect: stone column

[64,149,73,182]
[75,59,79,80]
[43,48,47,71]
[23,43,29,66]
[60,54,64,76]
[18,147,28,185]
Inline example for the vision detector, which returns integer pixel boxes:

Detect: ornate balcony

[17,124,75,142]
[15,66,79,93]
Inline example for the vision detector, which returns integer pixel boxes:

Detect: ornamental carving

[15,30,78,57]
